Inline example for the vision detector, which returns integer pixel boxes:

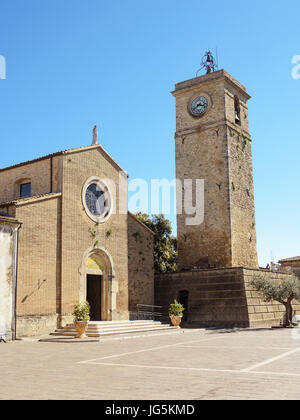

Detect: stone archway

[79,247,116,321]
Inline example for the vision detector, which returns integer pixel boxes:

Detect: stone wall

[244,269,300,328]
[128,213,154,313]
[16,314,59,337]
[174,74,232,270]
[0,218,20,340]
[226,123,258,268]
[155,268,249,328]
[155,268,300,328]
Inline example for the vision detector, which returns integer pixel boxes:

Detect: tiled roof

[0,214,20,224]
[279,256,300,263]
[0,192,61,207]
[0,150,65,172]
[0,144,128,175]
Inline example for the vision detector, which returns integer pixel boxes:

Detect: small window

[20,182,31,198]
[234,96,241,125]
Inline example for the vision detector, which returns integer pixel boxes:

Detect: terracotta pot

[74,321,89,339]
[170,315,182,328]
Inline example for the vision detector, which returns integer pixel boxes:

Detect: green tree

[135,213,178,273]
[251,274,300,327]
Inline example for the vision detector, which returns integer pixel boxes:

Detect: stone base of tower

[155,268,300,329]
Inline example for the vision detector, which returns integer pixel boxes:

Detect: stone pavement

[1,328,300,400]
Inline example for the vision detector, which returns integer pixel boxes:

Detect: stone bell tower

[173,69,259,270]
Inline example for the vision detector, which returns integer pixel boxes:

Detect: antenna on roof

[92,125,98,145]
[216,47,219,69]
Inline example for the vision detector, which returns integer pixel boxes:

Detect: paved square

[1,328,300,400]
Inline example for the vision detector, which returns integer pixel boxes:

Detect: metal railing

[134,304,168,322]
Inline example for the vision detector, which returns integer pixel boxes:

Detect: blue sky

[0,0,299,266]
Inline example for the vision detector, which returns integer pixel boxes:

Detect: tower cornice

[172,69,251,100]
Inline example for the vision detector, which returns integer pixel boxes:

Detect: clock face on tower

[189,95,209,117]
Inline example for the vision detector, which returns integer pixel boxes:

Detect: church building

[0,141,154,338]
[278,257,300,278]
[1,59,298,338]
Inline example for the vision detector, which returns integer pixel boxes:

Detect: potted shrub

[73,301,90,339]
[169,299,184,328]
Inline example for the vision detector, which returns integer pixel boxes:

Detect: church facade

[0,144,154,337]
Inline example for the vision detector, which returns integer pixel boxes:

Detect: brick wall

[128,213,154,313]
[14,195,61,336]
[0,145,156,335]
[0,156,62,204]
[60,147,129,320]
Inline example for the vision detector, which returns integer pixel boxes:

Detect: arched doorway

[178,290,189,322]
[79,247,115,321]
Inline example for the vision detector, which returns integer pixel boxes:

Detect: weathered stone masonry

[155,268,300,328]
[128,212,154,314]
[173,70,258,270]
[154,69,294,329]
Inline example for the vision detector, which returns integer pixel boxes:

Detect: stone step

[52,325,176,337]
[54,324,172,332]
[61,321,163,331]
[51,321,176,337]
[66,319,160,327]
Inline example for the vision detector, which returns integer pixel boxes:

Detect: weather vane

[197,50,218,76]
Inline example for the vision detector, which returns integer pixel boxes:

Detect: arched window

[234,95,241,125]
